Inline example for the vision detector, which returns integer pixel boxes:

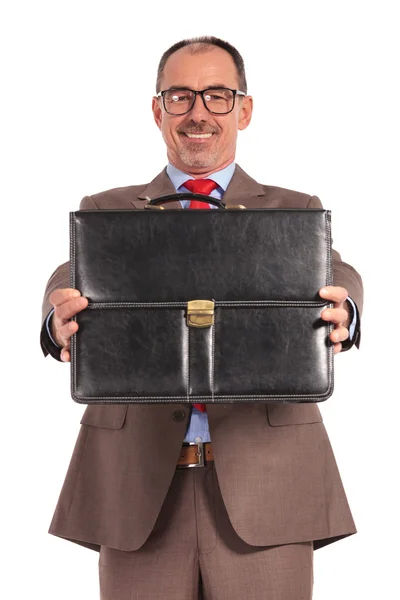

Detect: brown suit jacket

[41,165,363,552]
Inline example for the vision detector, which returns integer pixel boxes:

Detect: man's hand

[319,286,352,355]
[49,288,88,362]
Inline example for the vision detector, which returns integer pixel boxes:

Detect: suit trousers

[99,461,313,600]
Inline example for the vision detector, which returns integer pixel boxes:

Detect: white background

[1,0,399,598]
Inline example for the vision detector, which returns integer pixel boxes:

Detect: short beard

[177,144,219,169]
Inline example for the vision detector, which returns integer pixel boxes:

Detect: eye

[171,93,190,103]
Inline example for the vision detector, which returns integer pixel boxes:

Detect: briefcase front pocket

[73,306,188,399]
[213,302,332,399]
[71,300,333,403]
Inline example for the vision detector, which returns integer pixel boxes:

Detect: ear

[152,96,163,130]
[238,95,253,131]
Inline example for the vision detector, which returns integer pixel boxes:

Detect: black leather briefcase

[70,194,334,404]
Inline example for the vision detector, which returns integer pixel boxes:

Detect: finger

[319,286,348,304]
[330,325,349,344]
[50,288,82,307]
[321,307,348,324]
[54,296,88,321]
[54,321,79,347]
[333,342,342,355]
[60,348,71,362]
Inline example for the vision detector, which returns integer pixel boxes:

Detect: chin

[178,150,218,170]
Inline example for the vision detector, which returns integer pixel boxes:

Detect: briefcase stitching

[186,325,190,402]
[325,211,333,286]
[84,301,330,309]
[69,212,76,290]
[70,390,333,403]
[211,318,216,403]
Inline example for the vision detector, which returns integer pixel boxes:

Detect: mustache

[177,122,219,135]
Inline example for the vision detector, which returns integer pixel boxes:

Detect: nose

[188,92,209,121]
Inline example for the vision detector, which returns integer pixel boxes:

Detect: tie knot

[184,179,219,196]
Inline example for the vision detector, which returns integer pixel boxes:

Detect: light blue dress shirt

[46,162,357,444]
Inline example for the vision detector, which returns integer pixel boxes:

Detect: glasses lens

[203,88,234,113]
[163,89,195,115]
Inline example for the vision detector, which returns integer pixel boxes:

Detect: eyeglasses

[157,87,246,115]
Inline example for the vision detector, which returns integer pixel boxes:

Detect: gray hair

[156,36,247,94]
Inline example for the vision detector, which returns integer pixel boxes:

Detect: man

[41,37,363,600]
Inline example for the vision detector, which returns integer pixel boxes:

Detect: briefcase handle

[146,193,226,209]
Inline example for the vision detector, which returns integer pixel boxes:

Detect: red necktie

[183,178,219,208]
[184,178,219,412]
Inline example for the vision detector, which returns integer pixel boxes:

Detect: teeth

[185,133,213,139]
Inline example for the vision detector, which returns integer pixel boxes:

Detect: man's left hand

[319,286,351,355]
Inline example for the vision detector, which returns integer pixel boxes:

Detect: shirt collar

[166,162,236,192]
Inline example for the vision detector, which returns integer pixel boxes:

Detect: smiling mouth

[184,133,213,139]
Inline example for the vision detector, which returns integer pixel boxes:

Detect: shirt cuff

[46,309,60,348]
[346,297,357,341]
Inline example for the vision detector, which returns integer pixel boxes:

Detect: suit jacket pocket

[266,403,323,426]
[80,404,128,429]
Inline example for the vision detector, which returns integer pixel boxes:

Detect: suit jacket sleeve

[308,195,363,350]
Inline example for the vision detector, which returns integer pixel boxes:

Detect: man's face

[152,46,253,176]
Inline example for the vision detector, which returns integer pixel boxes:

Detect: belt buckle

[178,442,205,468]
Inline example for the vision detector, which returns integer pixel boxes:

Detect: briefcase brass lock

[187,300,215,328]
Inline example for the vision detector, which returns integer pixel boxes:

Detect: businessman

[41,36,363,600]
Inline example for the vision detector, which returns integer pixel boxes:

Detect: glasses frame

[157,87,246,116]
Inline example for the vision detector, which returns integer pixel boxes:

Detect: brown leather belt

[177,442,214,468]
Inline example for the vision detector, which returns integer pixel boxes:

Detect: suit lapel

[223,165,269,208]
[131,168,181,209]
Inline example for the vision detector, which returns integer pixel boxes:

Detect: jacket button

[172,410,186,422]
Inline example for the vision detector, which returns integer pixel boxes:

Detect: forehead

[161,46,239,90]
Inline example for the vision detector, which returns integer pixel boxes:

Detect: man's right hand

[48,288,88,362]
